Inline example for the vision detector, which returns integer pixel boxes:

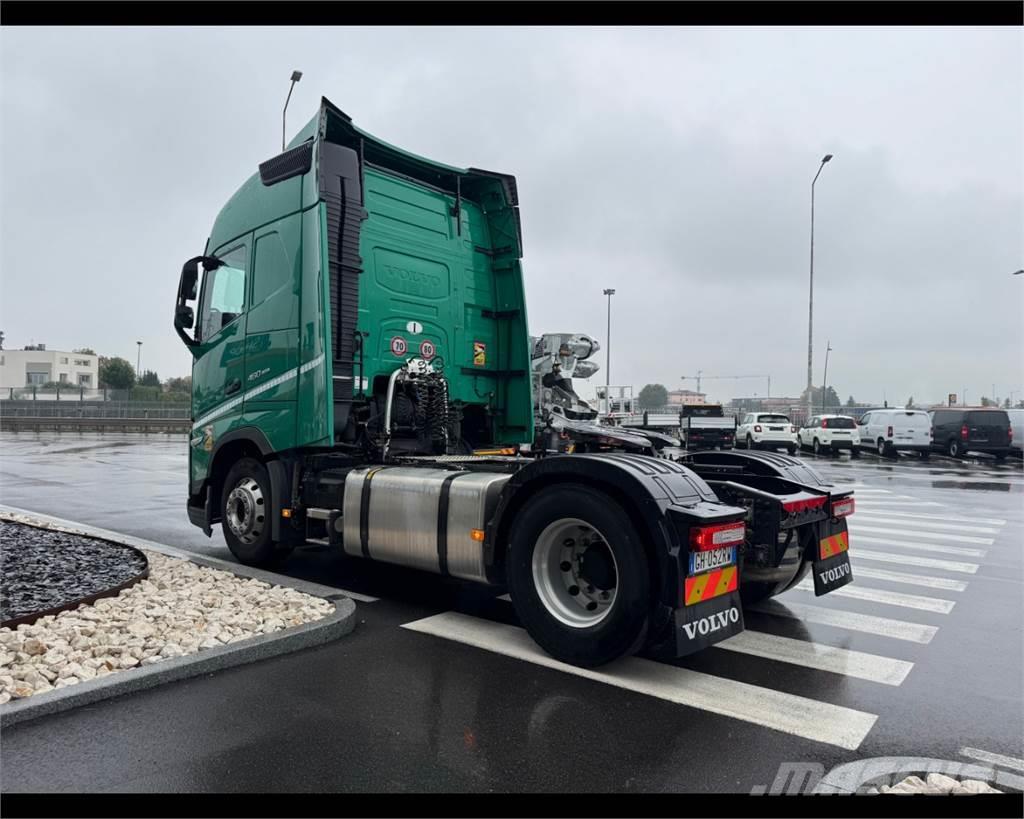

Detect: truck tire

[220,457,291,567]
[506,484,650,668]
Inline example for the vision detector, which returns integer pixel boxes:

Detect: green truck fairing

[190,98,533,491]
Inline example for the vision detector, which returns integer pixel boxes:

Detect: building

[730,396,803,413]
[0,346,99,389]
[667,389,708,406]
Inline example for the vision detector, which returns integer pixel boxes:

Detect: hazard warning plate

[689,546,736,575]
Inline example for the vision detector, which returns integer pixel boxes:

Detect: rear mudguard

[485,452,748,657]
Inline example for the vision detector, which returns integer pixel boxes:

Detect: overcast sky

[2,26,1021,406]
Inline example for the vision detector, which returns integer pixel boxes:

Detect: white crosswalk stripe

[854,500,944,507]
[851,524,993,545]
[717,630,914,686]
[793,579,955,614]
[750,599,938,643]
[853,515,1001,535]
[401,612,878,750]
[853,510,1006,527]
[852,565,969,592]
[854,548,979,574]
[959,747,1024,773]
[853,534,986,558]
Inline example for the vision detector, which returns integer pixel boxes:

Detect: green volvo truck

[174,97,855,667]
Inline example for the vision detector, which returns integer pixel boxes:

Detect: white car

[798,414,861,456]
[736,412,798,453]
[856,408,932,457]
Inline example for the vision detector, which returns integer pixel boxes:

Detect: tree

[164,376,192,394]
[98,356,136,390]
[72,347,96,355]
[1003,397,1011,409]
[638,383,669,409]
[139,369,161,387]
[800,385,841,409]
[905,396,915,409]
[980,396,994,407]
[845,395,856,408]
[0,329,5,350]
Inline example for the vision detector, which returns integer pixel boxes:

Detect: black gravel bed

[0,521,149,627]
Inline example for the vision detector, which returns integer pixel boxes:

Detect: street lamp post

[282,70,303,152]
[136,340,142,380]
[603,289,615,402]
[822,340,832,412]
[806,153,833,422]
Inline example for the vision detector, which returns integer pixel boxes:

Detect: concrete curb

[0,509,359,728]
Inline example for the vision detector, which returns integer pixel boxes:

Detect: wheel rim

[878,440,885,455]
[950,441,958,456]
[531,517,618,628]
[813,439,820,454]
[226,477,266,544]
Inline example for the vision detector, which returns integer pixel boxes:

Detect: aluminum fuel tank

[342,466,510,583]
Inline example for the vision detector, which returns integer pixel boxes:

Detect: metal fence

[0,400,190,420]
[2,386,189,403]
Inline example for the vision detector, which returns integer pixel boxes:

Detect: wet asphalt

[0,432,1021,793]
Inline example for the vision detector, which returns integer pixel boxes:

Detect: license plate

[689,546,736,574]
[769,426,783,431]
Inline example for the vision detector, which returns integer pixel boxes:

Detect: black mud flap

[812,525,853,596]
[673,590,745,656]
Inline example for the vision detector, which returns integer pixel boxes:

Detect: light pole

[136,340,142,380]
[603,289,615,399]
[821,340,832,412]
[806,153,833,422]
[282,70,303,152]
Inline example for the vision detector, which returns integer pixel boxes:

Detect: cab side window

[199,244,248,342]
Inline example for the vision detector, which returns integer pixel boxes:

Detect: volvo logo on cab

[681,606,740,640]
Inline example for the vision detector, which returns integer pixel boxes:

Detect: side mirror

[175,255,223,349]
[175,305,194,329]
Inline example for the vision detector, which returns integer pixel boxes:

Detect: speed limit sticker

[419,340,436,360]
[390,336,408,357]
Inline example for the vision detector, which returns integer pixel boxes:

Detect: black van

[929,408,1013,459]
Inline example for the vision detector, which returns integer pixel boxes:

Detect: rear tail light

[832,497,855,518]
[690,521,745,551]
[887,426,893,437]
[791,425,797,433]
[783,496,827,514]
[822,418,829,428]
[929,426,934,439]
[754,425,762,432]
[961,424,969,440]
[1009,427,1014,442]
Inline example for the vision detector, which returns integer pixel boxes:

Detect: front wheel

[220,457,291,567]
[948,439,963,458]
[506,484,651,668]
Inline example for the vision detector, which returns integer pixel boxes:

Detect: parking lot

[1,431,1022,793]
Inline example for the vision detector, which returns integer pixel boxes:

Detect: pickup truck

[678,405,736,451]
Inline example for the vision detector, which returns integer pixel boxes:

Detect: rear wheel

[506,484,650,668]
[813,438,821,456]
[746,435,755,450]
[787,445,797,455]
[919,450,930,460]
[994,453,1007,462]
[877,438,888,457]
[220,457,291,567]
[948,439,963,458]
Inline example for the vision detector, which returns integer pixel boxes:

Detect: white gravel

[0,550,334,703]
[871,772,1004,794]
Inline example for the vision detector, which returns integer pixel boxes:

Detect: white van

[856,408,932,457]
